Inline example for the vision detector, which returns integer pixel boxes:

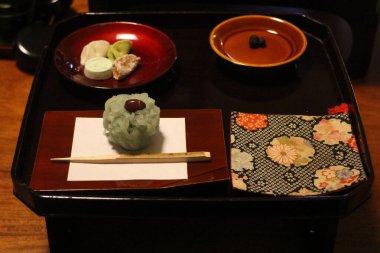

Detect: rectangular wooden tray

[11,11,373,217]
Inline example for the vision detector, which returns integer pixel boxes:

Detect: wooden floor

[0,1,379,252]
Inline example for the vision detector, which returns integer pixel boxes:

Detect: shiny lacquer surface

[210,15,307,67]
[55,22,177,89]
[30,109,229,191]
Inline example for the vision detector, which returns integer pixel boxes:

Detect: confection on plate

[80,39,140,81]
[107,40,133,61]
[103,93,160,150]
[80,40,110,65]
[83,57,113,80]
[112,54,141,80]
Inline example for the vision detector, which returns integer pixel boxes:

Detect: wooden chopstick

[51,151,211,164]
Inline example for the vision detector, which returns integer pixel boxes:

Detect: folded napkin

[230,111,367,196]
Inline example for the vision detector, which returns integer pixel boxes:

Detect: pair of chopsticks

[51,151,211,164]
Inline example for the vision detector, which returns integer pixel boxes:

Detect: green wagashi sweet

[103,93,160,151]
[107,40,133,61]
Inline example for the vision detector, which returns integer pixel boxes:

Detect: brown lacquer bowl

[210,15,307,67]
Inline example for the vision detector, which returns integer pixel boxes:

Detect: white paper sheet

[67,117,187,181]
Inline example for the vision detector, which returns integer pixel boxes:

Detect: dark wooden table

[0,0,379,252]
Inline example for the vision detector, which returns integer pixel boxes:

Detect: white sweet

[84,57,113,80]
[80,40,110,65]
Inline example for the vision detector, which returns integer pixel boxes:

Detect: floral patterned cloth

[230,112,367,196]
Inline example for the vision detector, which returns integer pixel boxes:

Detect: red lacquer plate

[210,15,307,68]
[54,22,177,89]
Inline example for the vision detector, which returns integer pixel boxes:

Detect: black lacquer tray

[11,11,373,217]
